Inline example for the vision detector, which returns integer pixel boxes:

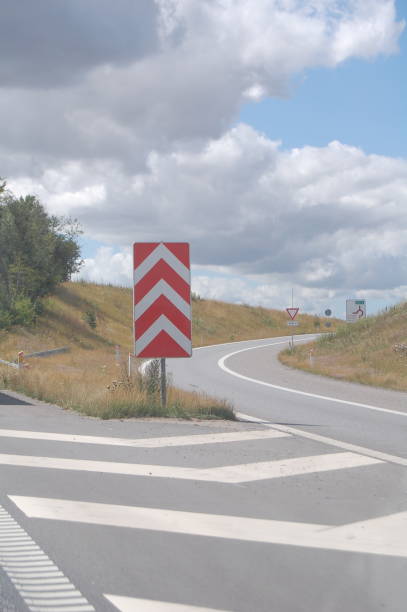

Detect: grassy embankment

[0,281,336,418]
[280,302,407,391]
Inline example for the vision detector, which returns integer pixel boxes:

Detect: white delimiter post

[160,358,167,410]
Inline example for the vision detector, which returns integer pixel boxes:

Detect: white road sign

[346,299,366,323]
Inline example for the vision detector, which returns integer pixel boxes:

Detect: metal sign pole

[291,288,294,349]
[160,358,167,410]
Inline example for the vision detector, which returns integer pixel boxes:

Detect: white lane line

[219,341,407,418]
[11,496,407,559]
[0,506,95,612]
[0,451,381,483]
[237,412,407,467]
[0,427,288,447]
[105,594,232,611]
[193,334,317,352]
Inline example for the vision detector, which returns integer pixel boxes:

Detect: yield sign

[286,307,299,320]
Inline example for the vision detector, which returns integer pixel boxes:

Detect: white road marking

[219,341,407,418]
[11,496,407,559]
[0,505,95,611]
[237,412,407,467]
[105,594,232,611]
[0,451,381,483]
[0,427,288,447]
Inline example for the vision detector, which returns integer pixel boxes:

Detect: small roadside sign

[286,307,299,320]
[346,299,366,323]
[287,321,299,326]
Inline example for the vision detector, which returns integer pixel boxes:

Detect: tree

[0,183,83,327]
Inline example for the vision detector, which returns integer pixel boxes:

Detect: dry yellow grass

[0,280,337,418]
[280,303,407,391]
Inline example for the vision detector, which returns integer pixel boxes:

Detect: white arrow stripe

[0,452,382,483]
[105,594,230,612]
[136,315,191,354]
[0,428,289,448]
[134,279,190,320]
[134,243,190,285]
[10,497,407,558]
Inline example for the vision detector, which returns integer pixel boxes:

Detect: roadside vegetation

[0,179,82,329]
[0,178,337,420]
[0,280,337,419]
[279,303,407,392]
[0,282,234,419]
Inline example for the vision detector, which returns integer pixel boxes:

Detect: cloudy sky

[3,0,406,317]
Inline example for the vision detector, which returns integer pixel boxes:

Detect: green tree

[0,182,83,327]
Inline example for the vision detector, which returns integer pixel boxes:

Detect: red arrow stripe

[165,243,190,268]
[135,295,191,339]
[135,260,190,303]
[134,242,190,267]
[137,330,190,358]
[133,243,159,267]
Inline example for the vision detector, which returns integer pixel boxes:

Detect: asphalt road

[0,334,406,612]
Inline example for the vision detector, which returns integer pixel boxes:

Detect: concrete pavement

[0,335,406,611]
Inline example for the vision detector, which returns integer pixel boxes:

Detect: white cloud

[0,1,403,168]
[2,1,406,314]
[75,247,133,287]
[47,123,407,313]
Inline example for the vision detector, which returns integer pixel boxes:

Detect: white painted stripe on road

[105,593,232,611]
[0,427,289,448]
[0,505,95,611]
[219,341,407,418]
[0,451,381,483]
[11,496,407,559]
[237,412,407,467]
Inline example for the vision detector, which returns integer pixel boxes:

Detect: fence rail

[0,357,19,369]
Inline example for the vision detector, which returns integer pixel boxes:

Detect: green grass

[279,303,407,391]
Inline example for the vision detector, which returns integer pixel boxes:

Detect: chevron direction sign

[133,242,192,358]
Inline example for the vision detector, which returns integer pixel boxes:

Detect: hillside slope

[0,280,336,360]
[0,281,337,419]
[280,302,407,391]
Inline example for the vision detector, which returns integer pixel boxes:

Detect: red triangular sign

[286,307,299,320]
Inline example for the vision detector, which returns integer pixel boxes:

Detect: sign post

[133,242,192,409]
[286,292,299,349]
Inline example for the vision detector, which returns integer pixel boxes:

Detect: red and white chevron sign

[133,242,192,358]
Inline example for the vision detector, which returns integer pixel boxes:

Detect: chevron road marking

[0,427,290,447]
[10,496,407,559]
[237,412,407,467]
[0,505,94,611]
[105,594,232,611]
[0,452,382,483]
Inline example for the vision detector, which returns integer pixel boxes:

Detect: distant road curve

[168,334,407,460]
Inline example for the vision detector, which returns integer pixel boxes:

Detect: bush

[83,309,97,329]
[0,309,13,329]
[12,297,36,326]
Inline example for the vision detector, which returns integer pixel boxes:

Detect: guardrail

[0,347,69,370]
[0,357,19,369]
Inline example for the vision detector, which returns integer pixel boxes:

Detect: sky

[2,0,406,319]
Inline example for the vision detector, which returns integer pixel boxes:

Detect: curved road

[168,334,407,459]
[0,335,406,612]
